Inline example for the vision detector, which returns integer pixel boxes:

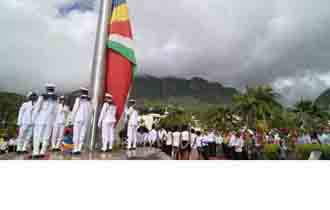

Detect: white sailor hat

[105,93,112,98]
[129,99,136,103]
[59,95,65,100]
[80,87,89,91]
[45,83,56,88]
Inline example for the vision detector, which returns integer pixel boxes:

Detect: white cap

[80,87,89,91]
[59,95,65,99]
[129,99,136,103]
[105,93,112,98]
[45,83,56,88]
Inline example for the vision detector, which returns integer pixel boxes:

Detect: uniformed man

[51,96,69,151]
[16,92,38,154]
[70,87,92,155]
[32,84,58,158]
[98,93,117,152]
[126,99,138,150]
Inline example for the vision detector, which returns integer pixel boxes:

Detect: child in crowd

[62,127,74,155]
[190,129,199,160]
[165,127,173,156]
[172,126,181,160]
[180,125,191,160]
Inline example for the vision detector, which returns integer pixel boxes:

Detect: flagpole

[89,0,112,151]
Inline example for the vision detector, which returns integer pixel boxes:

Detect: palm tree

[233,85,282,128]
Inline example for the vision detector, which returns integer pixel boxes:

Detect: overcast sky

[1,0,330,105]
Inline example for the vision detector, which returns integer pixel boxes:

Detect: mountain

[315,89,330,109]
[131,75,239,105]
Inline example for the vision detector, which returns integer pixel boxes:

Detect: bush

[320,145,330,160]
[295,144,322,160]
[263,144,280,160]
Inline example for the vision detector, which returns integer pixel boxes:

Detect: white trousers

[73,122,88,152]
[33,124,53,156]
[51,124,65,149]
[127,125,137,149]
[17,125,33,152]
[101,123,115,151]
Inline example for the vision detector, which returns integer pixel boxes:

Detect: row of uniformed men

[17,84,139,158]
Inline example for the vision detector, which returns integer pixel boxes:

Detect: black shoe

[39,154,45,159]
[107,149,113,153]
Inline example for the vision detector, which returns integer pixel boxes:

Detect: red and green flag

[106,0,136,123]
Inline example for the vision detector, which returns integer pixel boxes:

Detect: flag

[106,0,136,123]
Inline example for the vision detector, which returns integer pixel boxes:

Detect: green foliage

[0,92,24,137]
[233,85,282,128]
[263,144,280,160]
[295,144,322,160]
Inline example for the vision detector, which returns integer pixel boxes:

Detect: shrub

[295,144,322,160]
[263,144,280,160]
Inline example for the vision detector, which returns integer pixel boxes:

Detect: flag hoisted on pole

[106,0,137,123]
[89,0,136,151]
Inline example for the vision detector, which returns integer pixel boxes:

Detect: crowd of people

[132,125,330,160]
[1,83,330,160]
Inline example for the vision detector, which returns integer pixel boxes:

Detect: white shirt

[54,104,69,125]
[98,103,117,126]
[196,136,202,148]
[166,132,173,145]
[33,96,57,126]
[172,132,181,147]
[216,134,224,144]
[127,106,138,126]
[158,129,167,141]
[181,131,190,142]
[206,132,216,143]
[228,134,237,147]
[71,97,92,124]
[234,137,244,153]
[17,101,34,126]
[148,129,158,143]
[191,133,198,148]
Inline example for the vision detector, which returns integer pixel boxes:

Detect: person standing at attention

[98,93,117,152]
[70,87,92,155]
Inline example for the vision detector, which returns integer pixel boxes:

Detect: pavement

[0,147,172,160]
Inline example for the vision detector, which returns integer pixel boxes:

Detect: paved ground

[0,147,172,160]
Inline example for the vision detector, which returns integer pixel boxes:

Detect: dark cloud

[0,0,330,105]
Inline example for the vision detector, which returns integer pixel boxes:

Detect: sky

[1,0,330,105]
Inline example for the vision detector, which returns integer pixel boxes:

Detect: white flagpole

[89,0,113,151]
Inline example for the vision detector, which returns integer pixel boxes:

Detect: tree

[233,85,282,128]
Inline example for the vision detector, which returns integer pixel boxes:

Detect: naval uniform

[98,102,117,151]
[51,103,69,150]
[126,106,138,150]
[17,101,34,152]
[71,96,92,153]
[32,95,57,156]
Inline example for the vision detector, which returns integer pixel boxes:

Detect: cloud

[0,0,330,105]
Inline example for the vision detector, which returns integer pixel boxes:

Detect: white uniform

[126,106,138,149]
[32,96,57,156]
[51,104,69,149]
[17,101,34,152]
[98,103,117,151]
[148,129,158,145]
[71,97,92,153]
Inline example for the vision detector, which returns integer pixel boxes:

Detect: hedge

[263,144,330,160]
[295,144,330,160]
[263,144,280,160]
